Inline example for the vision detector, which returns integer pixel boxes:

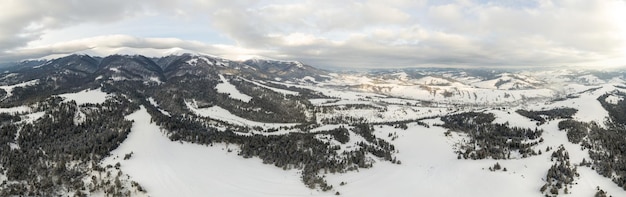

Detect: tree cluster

[540,145,578,197]
[439,112,543,160]
[0,95,138,196]
[557,120,589,144]
[516,108,578,125]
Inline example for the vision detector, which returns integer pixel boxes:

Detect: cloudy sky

[1,0,625,68]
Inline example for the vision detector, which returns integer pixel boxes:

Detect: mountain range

[1,53,626,197]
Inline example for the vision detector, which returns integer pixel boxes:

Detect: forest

[516,108,578,125]
[439,112,543,160]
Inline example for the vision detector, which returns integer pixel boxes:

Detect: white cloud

[1,35,269,62]
[1,0,625,68]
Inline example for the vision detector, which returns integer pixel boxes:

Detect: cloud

[0,0,178,51]
[0,35,269,62]
[1,0,625,68]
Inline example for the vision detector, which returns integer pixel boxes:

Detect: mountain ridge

[1,53,330,82]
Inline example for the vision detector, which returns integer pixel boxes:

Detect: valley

[0,54,625,197]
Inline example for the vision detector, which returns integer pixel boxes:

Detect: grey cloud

[0,35,226,62]
[0,0,178,52]
[1,0,625,68]
[199,0,625,68]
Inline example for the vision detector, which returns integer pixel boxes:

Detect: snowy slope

[185,100,299,129]
[58,88,110,105]
[216,74,253,102]
[104,107,323,197]
[0,79,39,99]
[240,77,299,95]
[106,107,626,197]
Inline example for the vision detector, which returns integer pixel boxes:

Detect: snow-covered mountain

[1,54,626,197]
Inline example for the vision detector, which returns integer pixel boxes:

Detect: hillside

[0,54,626,197]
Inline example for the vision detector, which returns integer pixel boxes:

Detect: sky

[0,0,625,69]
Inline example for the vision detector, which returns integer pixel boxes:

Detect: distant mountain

[0,53,330,94]
[244,58,329,81]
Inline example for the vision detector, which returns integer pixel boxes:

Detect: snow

[577,74,605,85]
[186,58,198,65]
[472,73,543,90]
[186,56,213,66]
[215,74,252,102]
[2,67,622,196]
[535,121,626,196]
[240,78,299,95]
[309,98,338,105]
[111,76,126,81]
[391,72,408,81]
[77,68,626,197]
[0,165,6,183]
[104,106,320,197]
[318,100,378,107]
[321,120,626,197]
[148,77,163,84]
[323,124,541,196]
[522,83,616,125]
[73,106,86,125]
[185,100,298,129]
[309,124,344,133]
[605,94,622,105]
[295,61,304,68]
[0,106,31,114]
[5,110,45,151]
[8,142,19,150]
[360,82,553,105]
[302,76,316,82]
[271,70,626,196]
[33,61,51,68]
[23,111,45,123]
[59,88,110,105]
[416,76,455,86]
[316,104,450,123]
[297,72,559,106]
[148,97,171,116]
[488,109,538,129]
[0,79,39,98]
[274,81,385,101]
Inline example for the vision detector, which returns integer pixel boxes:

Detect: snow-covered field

[241,77,299,95]
[0,79,39,99]
[59,88,110,105]
[185,100,299,129]
[0,105,31,114]
[216,74,253,102]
